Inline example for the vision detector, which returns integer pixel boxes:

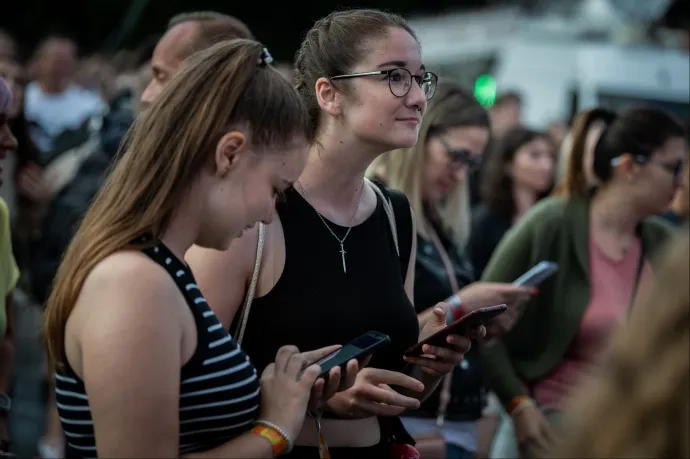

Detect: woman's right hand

[456,282,536,339]
[512,402,554,458]
[326,368,425,418]
[259,345,336,440]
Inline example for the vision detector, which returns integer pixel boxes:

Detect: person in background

[0,30,16,61]
[470,126,555,278]
[0,77,21,455]
[662,154,688,226]
[481,106,686,459]
[489,92,522,138]
[43,39,355,459]
[372,83,534,459]
[553,108,616,196]
[24,36,104,155]
[549,232,689,458]
[34,11,256,458]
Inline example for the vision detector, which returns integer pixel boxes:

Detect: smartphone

[513,261,559,288]
[404,304,507,357]
[301,331,391,381]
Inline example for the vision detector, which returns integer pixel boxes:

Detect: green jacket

[479,194,673,408]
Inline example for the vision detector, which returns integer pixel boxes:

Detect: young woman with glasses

[187,9,485,459]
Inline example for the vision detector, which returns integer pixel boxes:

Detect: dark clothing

[29,94,133,304]
[234,186,420,377]
[468,204,512,279]
[404,216,486,423]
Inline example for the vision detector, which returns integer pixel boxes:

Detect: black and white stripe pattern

[55,239,261,457]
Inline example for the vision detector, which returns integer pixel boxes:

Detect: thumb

[432,302,448,325]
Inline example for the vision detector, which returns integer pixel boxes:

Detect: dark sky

[2,0,492,61]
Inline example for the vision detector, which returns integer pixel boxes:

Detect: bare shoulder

[70,250,186,343]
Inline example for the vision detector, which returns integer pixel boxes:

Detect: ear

[315,77,341,117]
[215,131,247,177]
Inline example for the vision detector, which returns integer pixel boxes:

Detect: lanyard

[310,411,331,459]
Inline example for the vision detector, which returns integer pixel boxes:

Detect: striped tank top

[54,238,261,457]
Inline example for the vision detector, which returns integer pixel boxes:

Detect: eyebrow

[376,60,426,72]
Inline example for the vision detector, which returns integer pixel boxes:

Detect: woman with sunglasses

[188,10,491,459]
[469,126,555,278]
[370,84,535,459]
[481,105,686,459]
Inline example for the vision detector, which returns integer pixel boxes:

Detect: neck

[512,185,537,221]
[590,185,643,236]
[39,78,69,95]
[159,209,200,262]
[298,128,382,208]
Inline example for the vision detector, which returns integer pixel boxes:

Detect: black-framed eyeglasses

[439,138,482,170]
[331,68,438,100]
[611,154,685,181]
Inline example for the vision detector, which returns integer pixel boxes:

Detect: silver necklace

[295,181,364,273]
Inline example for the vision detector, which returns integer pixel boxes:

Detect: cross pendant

[339,243,347,273]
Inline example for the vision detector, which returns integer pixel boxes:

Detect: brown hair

[294,9,418,140]
[481,125,553,220]
[553,108,615,197]
[168,11,254,57]
[550,232,689,458]
[44,39,309,369]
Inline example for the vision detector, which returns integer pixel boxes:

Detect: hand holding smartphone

[300,331,390,382]
[404,304,507,357]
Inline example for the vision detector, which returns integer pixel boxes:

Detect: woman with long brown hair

[43,40,356,458]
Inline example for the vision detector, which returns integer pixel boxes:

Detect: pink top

[532,235,653,410]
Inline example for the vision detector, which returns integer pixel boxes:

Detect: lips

[397,118,420,124]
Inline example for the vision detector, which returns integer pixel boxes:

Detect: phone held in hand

[513,261,559,288]
[300,331,391,381]
[404,304,508,357]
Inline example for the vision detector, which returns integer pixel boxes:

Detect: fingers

[354,399,408,417]
[341,359,359,391]
[321,366,343,400]
[300,345,341,365]
[358,355,372,368]
[363,368,424,392]
[274,345,300,372]
[418,343,467,364]
[356,384,421,410]
[286,351,307,378]
[403,356,452,375]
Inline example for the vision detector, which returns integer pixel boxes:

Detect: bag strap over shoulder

[234,222,265,345]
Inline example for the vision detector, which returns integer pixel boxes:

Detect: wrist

[446,294,466,324]
[507,395,534,417]
[251,420,294,457]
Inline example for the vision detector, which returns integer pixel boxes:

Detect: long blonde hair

[550,232,689,458]
[44,39,309,370]
[370,83,490,249]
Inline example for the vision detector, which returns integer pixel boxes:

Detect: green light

[474,74,497,108]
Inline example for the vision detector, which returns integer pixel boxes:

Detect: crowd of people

[0,7,688,459]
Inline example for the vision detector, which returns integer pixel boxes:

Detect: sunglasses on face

[438,138,482,170]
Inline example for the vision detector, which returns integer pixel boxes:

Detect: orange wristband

[507,395,531,414]
[251,424,288,457]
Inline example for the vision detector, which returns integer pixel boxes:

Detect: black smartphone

[301,331,391,381]
[404,304,507,357]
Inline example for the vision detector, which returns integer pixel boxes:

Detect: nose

[453,164,467,183]
[140,80,160,108]
[0,125,18,154]
[405,80,427,114]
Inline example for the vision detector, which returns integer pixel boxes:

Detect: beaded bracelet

[251,420,294,456]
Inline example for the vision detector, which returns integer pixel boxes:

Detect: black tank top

[55,239,261,458]
[234,186,420,380]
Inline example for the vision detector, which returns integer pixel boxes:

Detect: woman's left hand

[404,302,485,377]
